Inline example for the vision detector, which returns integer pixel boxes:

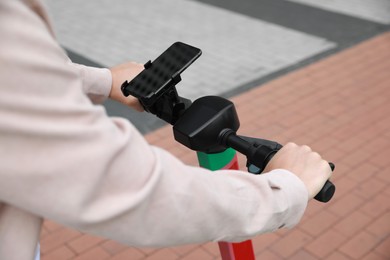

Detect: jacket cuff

[73,63,112,104]
[265,169,309,229]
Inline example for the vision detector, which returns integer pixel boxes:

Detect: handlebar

[220,131,335,203]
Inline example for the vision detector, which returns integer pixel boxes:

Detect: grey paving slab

[197,0,389,47]
[287,0,390,25]
[45,0,335,101]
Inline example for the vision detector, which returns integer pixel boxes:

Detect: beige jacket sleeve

[0,0,308,250]
[70,63,112,104]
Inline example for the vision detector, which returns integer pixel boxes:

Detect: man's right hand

[264,142,332,200]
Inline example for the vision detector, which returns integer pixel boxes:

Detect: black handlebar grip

[228,135,336,203]
[313,163,335,203]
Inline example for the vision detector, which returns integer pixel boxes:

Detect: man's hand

[109,62,144,111]
[264,142,332,200]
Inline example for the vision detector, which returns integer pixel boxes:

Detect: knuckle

[311,151,321,159]
[302,145,312,152]
[285,142,297,148]
[321,160,332,175]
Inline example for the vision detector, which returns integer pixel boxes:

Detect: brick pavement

[40,32,390,259]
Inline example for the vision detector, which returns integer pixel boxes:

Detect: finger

[284,142,298,149]
[301,145,312,152]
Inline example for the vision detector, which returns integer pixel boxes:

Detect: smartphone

[121,42,202,106]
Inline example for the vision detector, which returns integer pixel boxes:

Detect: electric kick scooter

[121,42,335,260]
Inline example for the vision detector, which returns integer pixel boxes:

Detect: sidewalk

[40,31,390,260]
[47,0,389,134]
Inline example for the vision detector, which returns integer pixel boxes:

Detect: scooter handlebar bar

[224,133,335,203]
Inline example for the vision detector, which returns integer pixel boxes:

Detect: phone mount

[121,61,191,125]
[121,42,335,203]
[121,42,201,124]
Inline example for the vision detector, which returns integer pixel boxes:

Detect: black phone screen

[126,42,202,99]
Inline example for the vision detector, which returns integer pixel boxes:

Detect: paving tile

[170,244,198,257]
[324,251,351,260]
[73,247,110,260]
[344,163,379,183]
[339,231,383,259]
[366,212,390,240]
[40,227,82,254]
[361,252,388,260]
[41,246,76,260]
[314,150,345,169]
[40,227,50,240]
[255,249,281,260]
[365,136,390,154]
[289,249,319,260]
[369,147,390,168]
[338,127,384,152]
[277,110,313,130]
[300,210,339,236]
[327,192,365,217]
[287,132,318,147]
[136,247,159,256]
[340,149,373,168]
[302,199,329,218]
[374,116,390,136]
[143,248,178,260]
[250,232,280,255]
[270,229,312,258]
[383,186,390,197]
[101,240,129,256]
[374,236,390,259]
[323,102,348,118]
[274,224,293,237]
[179,247,214,260]
[365,137,390,157]
[333,210,372,237]
[304,230,348,258]
[329,176,359,199]
[109,248,145,260]
[326,162,350,182]
[67,234,105,254]
[253,123,287,140]
[43,220,64,232]
[201,242,220,257]
[309,137,340,154]
[361,193,389,218]
[353,178,386,200]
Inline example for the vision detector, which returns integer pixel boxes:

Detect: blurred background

[41,0,389,259]
[46,0,389,134]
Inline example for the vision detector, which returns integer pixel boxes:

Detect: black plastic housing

[173,96,240,153]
